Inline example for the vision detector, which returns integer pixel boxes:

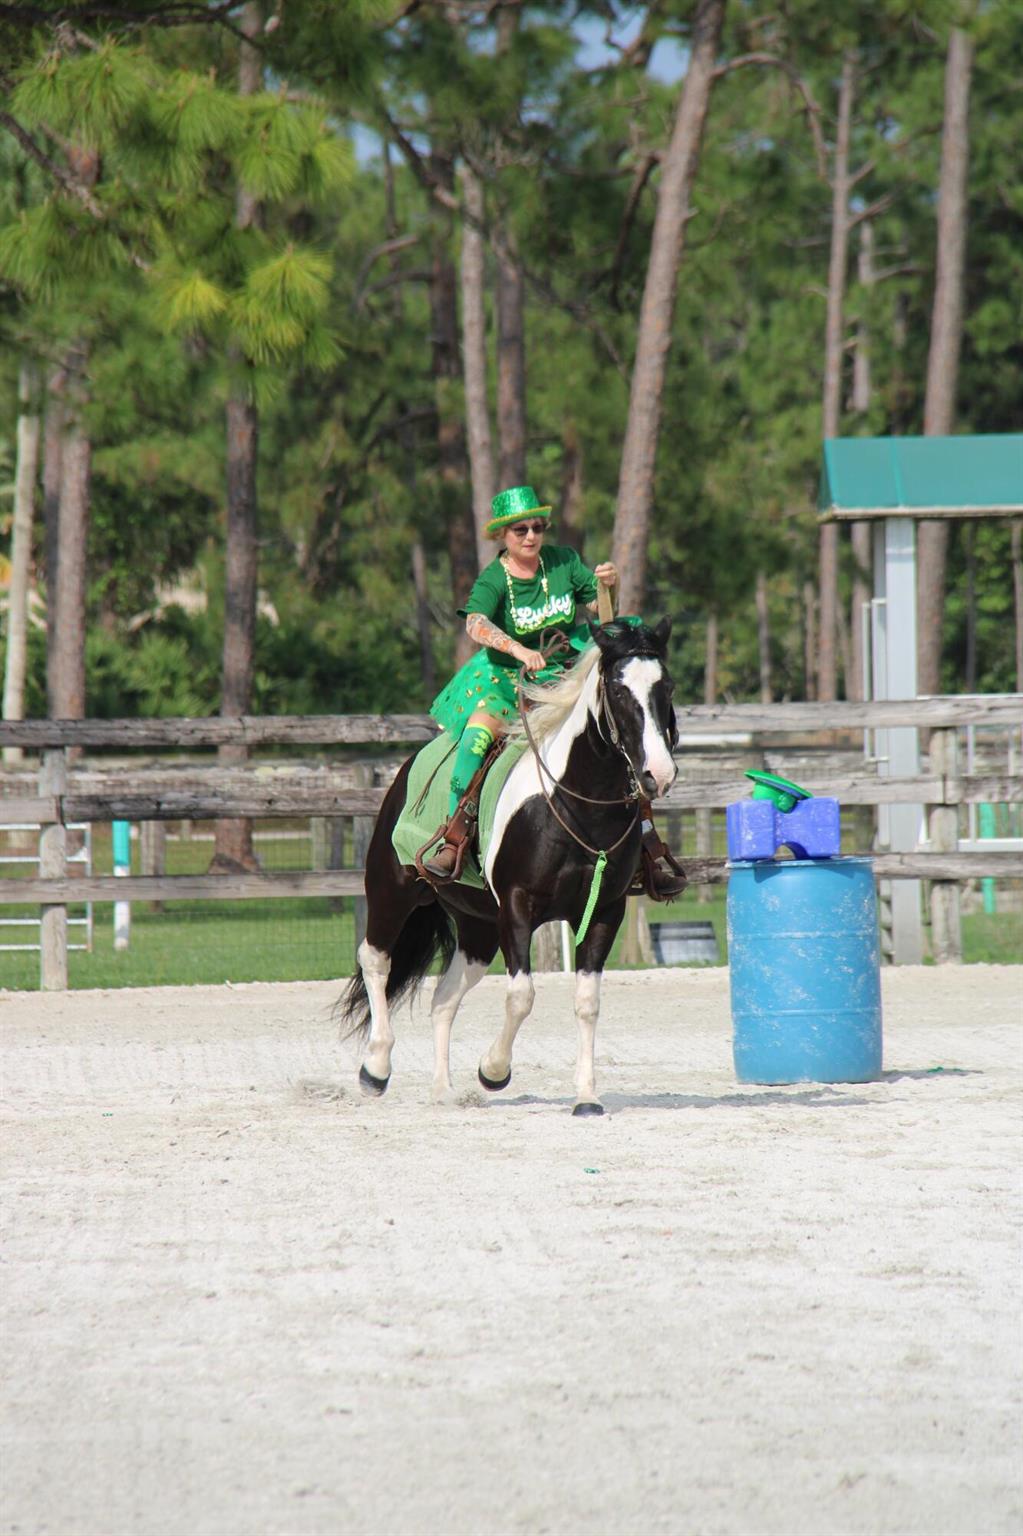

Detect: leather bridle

[514,651,646,860]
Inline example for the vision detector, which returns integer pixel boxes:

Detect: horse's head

[590,617,679,799]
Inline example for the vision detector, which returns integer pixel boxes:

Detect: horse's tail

[338,903,457,1044]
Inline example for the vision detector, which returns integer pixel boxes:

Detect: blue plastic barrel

[727,857,882,1084]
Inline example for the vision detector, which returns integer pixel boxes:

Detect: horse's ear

[653,616,672,651]
[589,618,610,650]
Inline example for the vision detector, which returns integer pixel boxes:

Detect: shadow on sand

[490,1086,879,1113]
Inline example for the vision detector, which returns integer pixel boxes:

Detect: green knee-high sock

[448,725,495,817]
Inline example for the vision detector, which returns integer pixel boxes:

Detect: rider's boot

[419,722,497,883]
[421,791,478,882]
[633,797,688,902]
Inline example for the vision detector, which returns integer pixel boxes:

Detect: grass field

[1,888,1018,992]
[1,822,1018,990]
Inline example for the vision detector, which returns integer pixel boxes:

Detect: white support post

[872,517,924,964]
[112,817,132,946]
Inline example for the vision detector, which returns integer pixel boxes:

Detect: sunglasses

[507,520,549,537]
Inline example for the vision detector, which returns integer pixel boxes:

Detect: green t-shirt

[458,545,599,670]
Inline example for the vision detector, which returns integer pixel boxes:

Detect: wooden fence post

[695,807,713,903]
[328,817,344,914]
[311,816,345,915]
[619,896,654,966]
[310,816,328,871]
[929,727,962,963]
[39,748,67,990]
[140,820,166,912]
[532,922,562,971]
[352,764,374,957]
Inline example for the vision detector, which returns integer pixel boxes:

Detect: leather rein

[515,638,641,861]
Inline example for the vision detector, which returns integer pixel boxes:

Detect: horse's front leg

[478,898,534,1094]
[572,902,626,1117]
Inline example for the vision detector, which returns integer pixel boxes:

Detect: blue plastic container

[727,856,882,1084]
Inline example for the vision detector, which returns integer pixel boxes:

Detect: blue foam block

[726,796,841,861]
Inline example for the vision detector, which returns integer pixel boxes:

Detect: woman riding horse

[422,484,686,898]
[343,611,681,1111]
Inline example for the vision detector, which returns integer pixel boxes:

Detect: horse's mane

[510,644,602,745]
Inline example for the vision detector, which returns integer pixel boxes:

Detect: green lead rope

[574,850,608,946]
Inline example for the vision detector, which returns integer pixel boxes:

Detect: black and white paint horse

[339,618,678,1115]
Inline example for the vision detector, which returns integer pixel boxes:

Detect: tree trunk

[836,595,851,691]
[42,372,64,715]
[222,402,259,724]
[755,569,772,703]
[459,164,494,571]
[411,538,436,703]
[496,232,527,489]
[918,26,973,698]
[803,580,817,701]
[852,220,873,413]
[850,517,872,702]
[849,220,874,702]
[493,0,527,496]
[430,150,476,668]
[51,345,90,723]
[818,51,854,703]
[386,141,437,700]
[212,397,261,872]
[47,143,98,732]
[3,362,40,764]
[212,0,262,874]
[612,0,725,616]
[1007,519,1013,694]
[704,609,718,705]
[559,421,585,556]
[962,523,976,692]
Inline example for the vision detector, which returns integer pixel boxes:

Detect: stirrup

[415,825,470,883]
[635,841,688,903]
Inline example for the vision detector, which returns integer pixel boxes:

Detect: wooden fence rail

[7,852,1018,913]
[1,692,1021,751]
[3,771,1022,828]
[2,694,1020,988]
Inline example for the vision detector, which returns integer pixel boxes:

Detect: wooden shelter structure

[818,433,1023,961]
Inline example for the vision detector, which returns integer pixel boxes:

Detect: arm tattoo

[466,612,520,656]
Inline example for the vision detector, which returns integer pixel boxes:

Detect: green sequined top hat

[485,485,553,536]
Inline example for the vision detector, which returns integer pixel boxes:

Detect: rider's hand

[593,561,617,588]
[517,646,546,673]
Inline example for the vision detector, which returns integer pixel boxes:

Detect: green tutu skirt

[429,624,593,736]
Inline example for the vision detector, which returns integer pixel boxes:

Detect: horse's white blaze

[480,969,535,1082]
[358,939,395,1080]
[621,656,677,797]
[430,951,487,1102]
[483,673,597,889]
[573,969,602,1104]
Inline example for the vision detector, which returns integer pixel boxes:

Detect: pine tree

[0,18,351,737]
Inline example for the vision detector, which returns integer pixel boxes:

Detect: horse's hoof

[478,1065,511,1093]
[359,1064,390,1097]
[572,1101,605,1117]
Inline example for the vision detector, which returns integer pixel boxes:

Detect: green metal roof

[818,434,1023,519]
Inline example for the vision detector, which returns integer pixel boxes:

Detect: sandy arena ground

[2,965,1021,1536]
